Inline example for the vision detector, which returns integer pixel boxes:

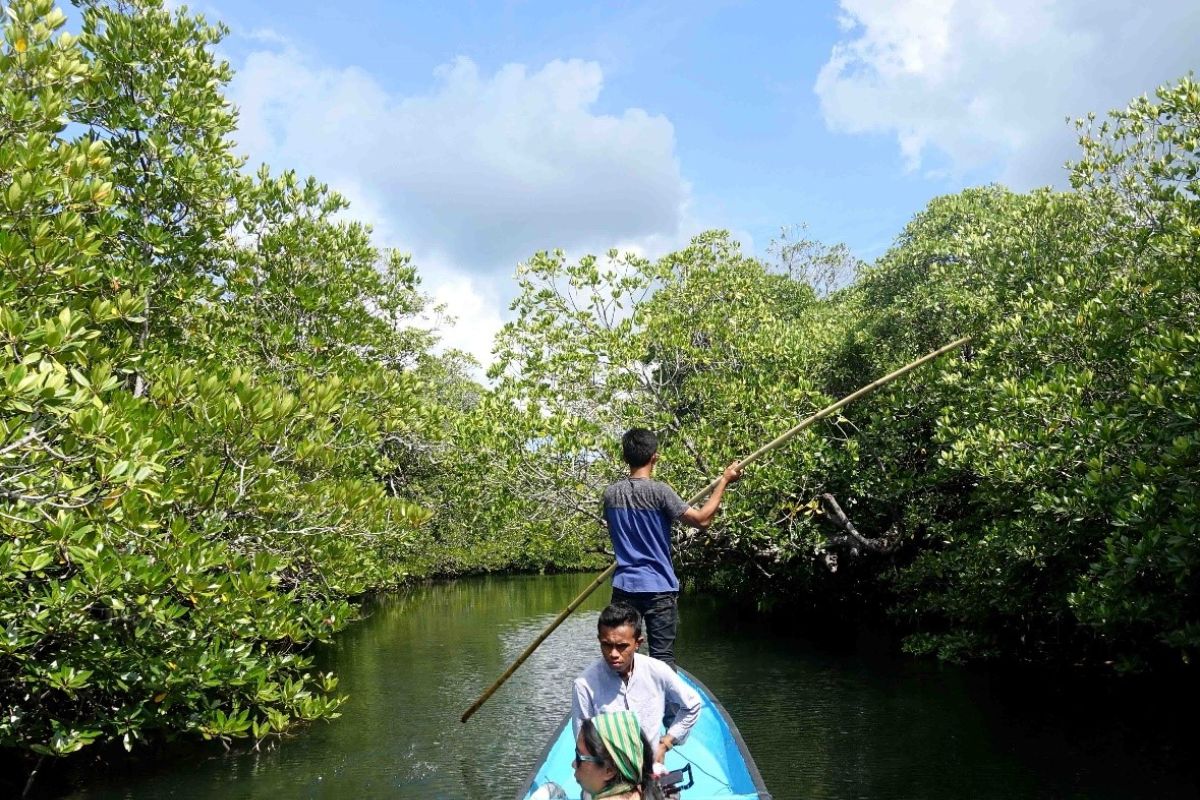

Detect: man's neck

[628,465,654,480]
[620,654,635,684]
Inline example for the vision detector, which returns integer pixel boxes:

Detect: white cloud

[227,42,691,369]
[815,0,1200,187]
[417,260,506,370]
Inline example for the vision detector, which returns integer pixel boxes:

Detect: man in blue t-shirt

[602,427,742,668]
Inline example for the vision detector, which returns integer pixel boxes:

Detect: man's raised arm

[678,461,743,528]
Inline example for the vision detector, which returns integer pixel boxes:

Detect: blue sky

[185,0,1198,365]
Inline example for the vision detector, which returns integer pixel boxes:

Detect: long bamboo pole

[460,335,972,723]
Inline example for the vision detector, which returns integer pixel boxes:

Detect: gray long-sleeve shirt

[570,653,701,748]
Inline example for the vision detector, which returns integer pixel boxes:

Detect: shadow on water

[677,596,1199,800]
[61,573,1198,800]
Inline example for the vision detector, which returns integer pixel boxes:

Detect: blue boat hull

[516,668,771,799]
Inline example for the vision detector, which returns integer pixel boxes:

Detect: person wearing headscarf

[572,711,666,800]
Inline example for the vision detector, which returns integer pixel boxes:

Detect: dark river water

[64,572,1198,799]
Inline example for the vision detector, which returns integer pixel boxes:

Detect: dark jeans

[611,588,679,670]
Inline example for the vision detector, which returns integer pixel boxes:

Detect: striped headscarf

[593,711,644,785]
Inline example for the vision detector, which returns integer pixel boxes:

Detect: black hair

[598,601,644,640]
[621,428,658,468]
[579,717,666,800]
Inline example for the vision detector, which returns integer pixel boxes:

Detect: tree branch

[818,493,894,555]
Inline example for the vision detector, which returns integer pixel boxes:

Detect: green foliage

[3,0,1198,786]
[486,231,848,586]
[900,77,1200,668]
[485,77,1200,673]
[0,0,468,777]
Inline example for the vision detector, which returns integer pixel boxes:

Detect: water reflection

[64,573,1198,800]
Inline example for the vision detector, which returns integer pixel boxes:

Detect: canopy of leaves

[0,0,486,783]
[484,77,1200,675]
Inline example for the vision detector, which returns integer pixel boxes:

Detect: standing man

[572,603,702,765]
[602,427,742,669]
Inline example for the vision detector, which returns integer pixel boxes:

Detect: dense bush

[0,0,467,780]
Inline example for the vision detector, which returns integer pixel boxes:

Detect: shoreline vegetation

[2,0,1197,794]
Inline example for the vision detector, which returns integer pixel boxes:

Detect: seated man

[571,602,701,765]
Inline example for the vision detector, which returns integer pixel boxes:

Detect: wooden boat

[516,668,771,799]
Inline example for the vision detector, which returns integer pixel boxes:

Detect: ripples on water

[64,573,1198,800]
